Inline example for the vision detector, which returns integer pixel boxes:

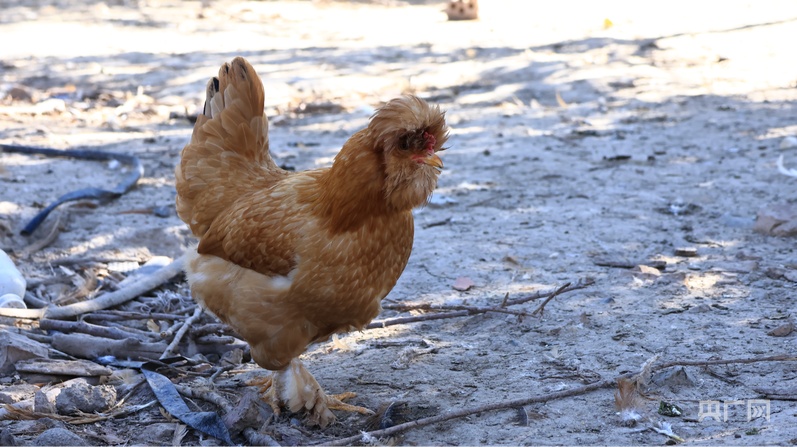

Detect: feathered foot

[250,359,373,427]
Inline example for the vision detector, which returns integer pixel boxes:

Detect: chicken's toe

[326,392,374,415]
[248,375,281,416]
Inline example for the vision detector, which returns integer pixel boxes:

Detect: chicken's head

[369,95,449,211]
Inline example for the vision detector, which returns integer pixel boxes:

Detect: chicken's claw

[252,360,372,427]
[248,375,282,416]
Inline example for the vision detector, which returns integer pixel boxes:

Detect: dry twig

[161,306,203,359]
[531,282,571,316]
[368,280,593,330]
[319,353,796,445]
[505,278,594,307]
[84,309,192,322]
[383,302,532,317]
[50,256,142,266]
[190,323,236,338]
[1,400,157,424]
[367,310,471,329]
[39,318,157,341]
[51,333,168,361]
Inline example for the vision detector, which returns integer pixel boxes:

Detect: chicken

[174,57,448,426]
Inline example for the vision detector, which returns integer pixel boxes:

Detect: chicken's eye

[399,135,412,151]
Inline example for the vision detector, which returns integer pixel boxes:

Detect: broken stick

[0,256,184,319]
[161,307,203,359]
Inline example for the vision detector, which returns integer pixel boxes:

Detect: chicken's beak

[424,153,444,170]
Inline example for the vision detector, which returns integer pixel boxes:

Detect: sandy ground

[1,0,797,445]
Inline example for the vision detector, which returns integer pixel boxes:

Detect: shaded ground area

[1,0,796,445]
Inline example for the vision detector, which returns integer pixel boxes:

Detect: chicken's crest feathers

[368,95,449,155]
[370,95,448,212]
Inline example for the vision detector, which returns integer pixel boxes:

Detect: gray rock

[0,429,18,446]
[0,332,49,374]
[55,379,116,415]
[34,390,56,414]
[131,423,180,445]
[651,366,694,388]
[32,428,88,446]
[0,384,38,404]
[687,304,712,313]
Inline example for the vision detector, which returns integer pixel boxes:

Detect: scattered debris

[658,401,683,417]
[222,388,272,433]
[391,343,436,370]
[651,420,685,443]
[657,202,701,216]
[141,364,234,444]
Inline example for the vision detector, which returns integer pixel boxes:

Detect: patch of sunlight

[0,154,51,167]
[0,202,23,215]
[758,125,797,140]
[684,272,723,292]
[67,233,116,257]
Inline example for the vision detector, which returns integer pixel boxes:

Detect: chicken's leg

[252,359,373,427]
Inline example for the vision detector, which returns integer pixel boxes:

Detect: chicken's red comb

[423,131,436,151]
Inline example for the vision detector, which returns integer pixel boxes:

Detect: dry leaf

[452,277,475,291]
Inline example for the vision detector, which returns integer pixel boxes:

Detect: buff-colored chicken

[175,57,448,426]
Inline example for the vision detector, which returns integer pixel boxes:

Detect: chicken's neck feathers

[310,132,405,233]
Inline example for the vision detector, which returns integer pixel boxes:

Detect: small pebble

[767,321,794,337]
[651,367,693,388]
[688,304,712,313]
[675,247,698,257]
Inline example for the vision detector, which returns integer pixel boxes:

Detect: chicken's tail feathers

[176,57,286,237]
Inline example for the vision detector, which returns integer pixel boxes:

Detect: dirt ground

[1,0,797,445]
